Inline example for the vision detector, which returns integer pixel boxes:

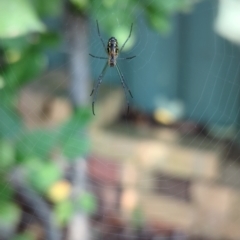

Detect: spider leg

[89,54,108,60]
[116,64,133,114]
[96,20,107,53]
[90,61,109,115]
[116,63,133,98]
[119,23,133,53]
[118,56,136,60]
[121,82,130,114]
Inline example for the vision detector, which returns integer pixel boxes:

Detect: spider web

[1,0,240,240]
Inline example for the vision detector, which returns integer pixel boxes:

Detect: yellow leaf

[47,180,71,203]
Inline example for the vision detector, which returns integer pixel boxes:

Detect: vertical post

[64,3,91,240]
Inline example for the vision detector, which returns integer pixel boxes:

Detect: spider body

[107,37,119,67]
[89,20,136,115]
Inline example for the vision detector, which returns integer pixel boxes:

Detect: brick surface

[141,195,193,230]
[89,121,239,239]
[190,182,233,238]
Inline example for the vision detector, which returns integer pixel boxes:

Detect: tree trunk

[65,11,90,107]
[64,4,91,240]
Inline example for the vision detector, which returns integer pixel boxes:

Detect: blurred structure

[87,90,240,240]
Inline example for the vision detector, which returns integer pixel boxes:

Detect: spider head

[107,37,118,55]
[108,37,118,47]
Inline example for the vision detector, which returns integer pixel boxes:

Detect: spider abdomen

[107,37,118,67]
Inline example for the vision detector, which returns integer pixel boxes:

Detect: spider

[89,20,136,115]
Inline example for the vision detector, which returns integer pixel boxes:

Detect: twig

[10,169,61,240]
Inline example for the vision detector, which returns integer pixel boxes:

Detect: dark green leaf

[3,48,46,91]
[0,179,14,202]
[0,105,22,139]
[39,32,61,48]
[58,108,91,158]
[70,0,89,11]
[0,36,29,50]
[0,140,15,169]
[58,107,92,139]
[33,0,63,17]
[146,13,171,33]
[16,130,58,159]
[62,133,90,159]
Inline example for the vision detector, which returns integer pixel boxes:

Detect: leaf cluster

[0,0,94,237]
[71,0,195,36]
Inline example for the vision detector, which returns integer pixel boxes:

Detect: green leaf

[3,48,47,91]
[0,179,14,202]
[132,206,144,228]
[162,0,194,12]
[143,0,192,13]
[0,105,22,139]
[58,107,92,139]
[0,76,5,90]
[11,232,34,240]
[142,0,195,33]
[0,202,20,229]
[58,108,91,158]
[0,36,29,50]
[74,107,92,126]
[54,200,73,226]
[147,13,171,33]
[23,158,62,194]
[33,0,63,17]
[61,133,90,159]
[31,164,61,194]
[0,140,15,169]
[16,108,91,161]
[39,32,61,49]
[70,0,89,11]
[77,192,96,214]
[0,0,45,38]
[145,4,171,33]
[16,129,57,160]
[90,2,134,37]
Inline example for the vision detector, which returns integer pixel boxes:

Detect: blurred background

[1,0,240,239]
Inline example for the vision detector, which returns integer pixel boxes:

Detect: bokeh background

[1,0,240,239]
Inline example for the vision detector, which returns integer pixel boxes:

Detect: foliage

[23,158,62,194]
[0,107,92,236]
[70,0,196,48]
[0,0,92,237]
[54,200,74,226]
[77,191,97,214]
[0,201,21,230]
[54,190,96,227]
[11,232,35,240]
[0,106,22,138]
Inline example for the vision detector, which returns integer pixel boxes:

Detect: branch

[10,169,61,240]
